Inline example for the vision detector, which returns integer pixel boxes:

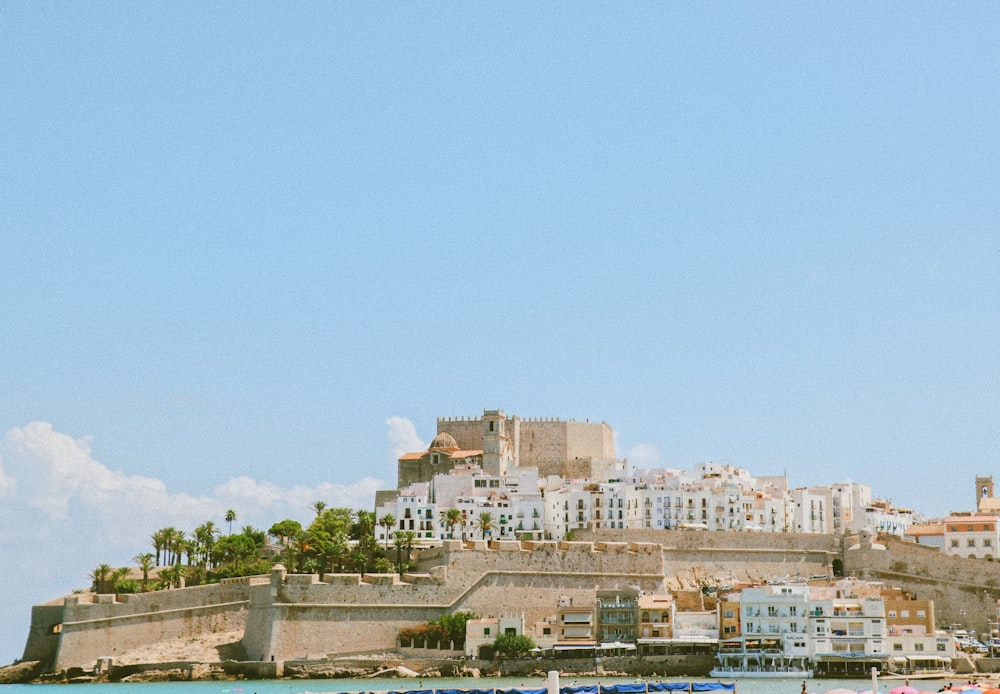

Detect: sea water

[0,676,964,694]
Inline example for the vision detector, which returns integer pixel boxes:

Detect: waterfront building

[808,582,888,677]
[596,587,639,644]
[464,614,523,658]
[714,583,813,676]
[556,595,597,648]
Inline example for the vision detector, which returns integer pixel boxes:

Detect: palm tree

[151,529,166,566]
[90,563,113,594]
[194,521,219,567]
[158,563,186,590]
[225,509,237,535]
[442,508,462,539]
[110,566,130,593]
[391,530,417,575]
[134,553,155,591]
[158,526,181,565]
[312,500,327,517]
[354,510,377,573]
[475,512,495,541]
[327,531,349,573]
[379,514,396,549]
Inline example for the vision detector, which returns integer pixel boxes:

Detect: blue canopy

[601,685,649,694]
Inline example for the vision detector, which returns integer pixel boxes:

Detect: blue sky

[1,2,998,664]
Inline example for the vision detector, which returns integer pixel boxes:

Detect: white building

[716,583,813,674]
[942,514,1000,560]
[809,584,888,677]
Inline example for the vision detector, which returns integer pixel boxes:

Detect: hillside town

[363,410,1000,680]
[9,409,1000,684]
[375,409,997,559]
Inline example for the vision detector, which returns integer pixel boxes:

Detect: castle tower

[482,409,513,476]
[977,475,994,511]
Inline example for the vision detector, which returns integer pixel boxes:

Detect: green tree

[240,525,266,546]
[494,632,536,658]
[475,512,494,540]
[312,500,327,517]
[158,563,186,590]
[151,529,166,566]
[194,521,219,567]
[353,510,378,571]
[225,509,237,535]
[90,563,113,594]
[442,508,463,539]
[134,552,155,591]
[435,611,477,646]
[268,519,303,547]
[379,513,396,549]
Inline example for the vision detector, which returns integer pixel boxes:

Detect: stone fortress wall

[242,540,666,662]
[41,576,266,671]
[27,531,1000,672]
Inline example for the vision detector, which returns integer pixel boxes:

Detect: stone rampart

[51,581,255,670]
[244,542,667,662]
[35,531,1000,674]
[580,529,839,588]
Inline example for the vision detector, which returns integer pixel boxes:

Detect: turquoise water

[0,676,964,694]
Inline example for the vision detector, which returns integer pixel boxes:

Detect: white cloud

[0,421,388,665]
[386,416,426,460]
[627,442,662,467]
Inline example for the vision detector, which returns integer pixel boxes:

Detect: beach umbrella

[891,686,919,694]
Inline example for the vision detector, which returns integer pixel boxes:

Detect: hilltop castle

[396,408,624,487]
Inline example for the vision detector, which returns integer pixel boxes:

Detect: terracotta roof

[944,514,1000,523]
[449,449,482,458]
[906,523,944,536]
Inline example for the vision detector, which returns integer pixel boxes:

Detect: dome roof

[429,432,458,450]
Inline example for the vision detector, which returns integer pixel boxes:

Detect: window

[986,539,993,548]
[893,643,903,651]
[888,610,897,618]
[914,642,924,651]
[917,610,926,619]
[484,628,490,636]
[969,539,977,548]
[901,610,909,619]
[951,540,960,548]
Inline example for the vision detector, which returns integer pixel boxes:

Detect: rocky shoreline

[0,654,717,685]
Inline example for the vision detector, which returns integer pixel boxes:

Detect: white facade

[809,591,887,658]
[737,585,812,661]
[942,515,1000,560]
[380,455,906,542]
